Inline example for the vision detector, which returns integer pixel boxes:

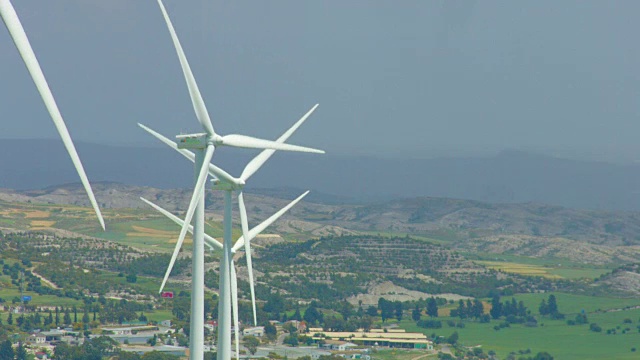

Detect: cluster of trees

[0,340,27,360]
[538,295,564,319]
[567,313,588,326]
[112,254,190,279]
[450,299,486,321]
[377,298,403,322]
[411,298,440,321]
[504,351,554,360]
[1,233,189,301]
[490,296,529,320]
[2,296,152,335]
[259,234,513,304]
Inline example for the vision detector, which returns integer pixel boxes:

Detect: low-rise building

[312,330,433,350]
[160,320,172,327]
[104,327,133,335]
[28,334,47,344]
[242,326,265,337]
[39,330,65,342]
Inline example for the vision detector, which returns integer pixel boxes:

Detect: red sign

[161,291,174,299]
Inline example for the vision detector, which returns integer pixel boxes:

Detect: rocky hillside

[4,182,640,264]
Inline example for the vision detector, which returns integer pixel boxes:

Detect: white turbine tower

[0,0,105,230]
[149,1,324,359]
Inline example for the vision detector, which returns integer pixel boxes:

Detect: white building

[28,334,47,344]
[160,320,172,327]
[242,326,265,337]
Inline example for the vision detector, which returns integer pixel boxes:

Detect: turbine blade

[221,134,324,154]
[241,104,319,181]
[233,191,309,252]
[138,123,195,162]
[159,145,215,293]
[230,259,240,360]
[138,123,239,185]
[238,192,257,326]
[156,0,215,136]
[1,0,105,230]
[140,197,222,250]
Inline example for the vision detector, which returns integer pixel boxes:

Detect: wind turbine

[141,190,308,359]
[148,1,324,359]
[0,0,105,229]
[139,102,319,327]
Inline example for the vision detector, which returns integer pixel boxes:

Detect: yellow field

[127,225,175,238]
[477,261,562,279]
[30,220,56,227]
[24,210,51,218]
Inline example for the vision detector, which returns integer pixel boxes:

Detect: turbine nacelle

[176,133,209,150]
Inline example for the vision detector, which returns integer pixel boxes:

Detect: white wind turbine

[140,190,308,359]
[0,0,105,229]
[148,1,324,359]
[139,102,319,327]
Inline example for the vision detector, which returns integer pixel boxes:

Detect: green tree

[172,296,190,321]
[394,301,403,321]
[378,298,394,322]
[547,295,559,317]
[147,334,158,346]
[7,312,12,325]
[244,335,260,355]
[427,298,439,318]
[0,340,15,360]
[533,352,554,360]
[15,342,27,360]
[446,331,459,345]
[115,352,142,360]
[283,334,299,347]
[539,299,549,316]
[264,293,285,316]
[340,301,353,321]
[472,299,484,319]
[83,308,90,324]
[412,304,422,321]
[303,302,323,325]
[292,307,302,321]
[456,300,466,319]
[264,322,277,341]
[518,300,527,317]
[366,306,377,317]
[490,295,502,319]
[64,308,72,325]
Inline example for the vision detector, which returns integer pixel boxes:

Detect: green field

[371,349,437,360]
[401,292,640,360]
[467,252,613,280]
[0,201,242,252]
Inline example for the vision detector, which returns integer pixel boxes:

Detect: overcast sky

[1,0,639,160]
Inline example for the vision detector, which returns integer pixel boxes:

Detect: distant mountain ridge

[3,139,640,210]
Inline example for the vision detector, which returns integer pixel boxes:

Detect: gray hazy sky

[1,0,639,160]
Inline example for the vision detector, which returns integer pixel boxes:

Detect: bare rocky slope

[5,182,640,264]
